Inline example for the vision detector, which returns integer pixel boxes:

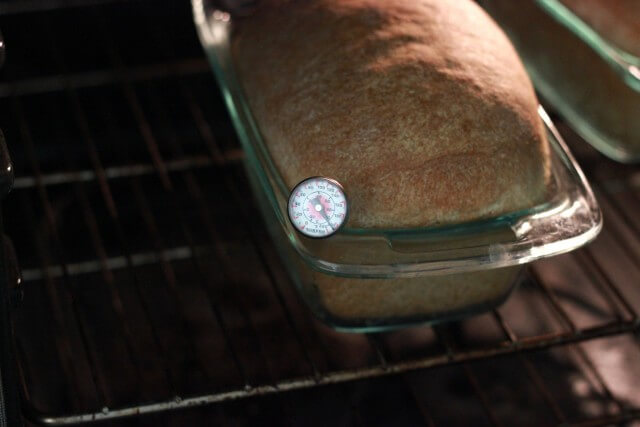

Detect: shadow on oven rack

[0,0,638,425]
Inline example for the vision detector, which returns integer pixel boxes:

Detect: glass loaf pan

[537,0,640,90]
[482,0,640,163]
[193,0,602,332]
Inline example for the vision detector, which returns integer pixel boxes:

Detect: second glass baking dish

[193,0,602,332]
[482,0,640,163]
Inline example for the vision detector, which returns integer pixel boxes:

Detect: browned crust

[560,0,640,57]
[233,0,550,228]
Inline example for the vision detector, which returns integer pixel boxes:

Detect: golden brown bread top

[560,0,640,57]
[232,0,550,228]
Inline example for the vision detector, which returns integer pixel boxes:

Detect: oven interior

[0,0,639,425]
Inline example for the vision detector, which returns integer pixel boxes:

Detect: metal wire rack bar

[20,318,637,424]
[0,0,137,15]
[13,150,243,189]
[21,247,195,281]
[0,58,211,98]
[2,1,640,425]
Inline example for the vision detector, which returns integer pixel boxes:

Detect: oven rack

[0,1,639,425]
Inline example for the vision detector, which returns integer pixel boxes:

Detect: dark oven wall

[0,0,639,426]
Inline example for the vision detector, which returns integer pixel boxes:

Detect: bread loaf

[560,0,640,57]
[485,0,640,159]
[232,0,550,229]
[232,0,552,326]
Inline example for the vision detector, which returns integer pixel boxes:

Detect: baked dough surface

[233,0,550,228]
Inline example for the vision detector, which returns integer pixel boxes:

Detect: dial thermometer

[288,177,348,238]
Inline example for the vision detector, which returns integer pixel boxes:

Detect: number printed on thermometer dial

[288,177,348,238]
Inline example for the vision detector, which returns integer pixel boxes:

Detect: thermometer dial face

[288,177,348,238]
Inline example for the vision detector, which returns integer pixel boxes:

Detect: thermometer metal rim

[287,176,349,239]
